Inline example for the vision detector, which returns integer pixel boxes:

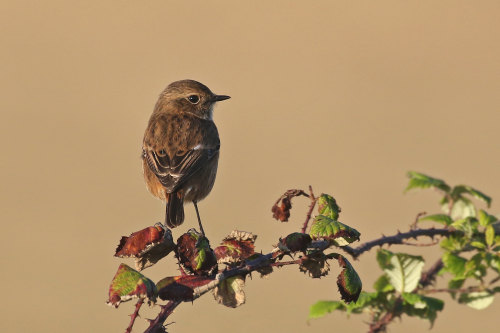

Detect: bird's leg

[193,201,206,237]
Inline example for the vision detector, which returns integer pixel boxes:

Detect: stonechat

[142,80,230,235]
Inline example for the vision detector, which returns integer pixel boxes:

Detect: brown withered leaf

[245,253,274,277]
[176,229,217,275]
[213,276,246,308]
[271,189,308,222]
[214,230,257,264]
[299,252,330,278]
[156,275,214,302]
[114,224,175,271]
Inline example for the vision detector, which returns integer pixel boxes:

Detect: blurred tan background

[1,1,499,332]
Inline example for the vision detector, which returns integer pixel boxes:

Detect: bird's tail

[165,191,185,228]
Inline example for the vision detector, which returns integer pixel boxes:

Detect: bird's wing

[143,145,219,193]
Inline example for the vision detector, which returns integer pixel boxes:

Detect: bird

[142,80,230,236]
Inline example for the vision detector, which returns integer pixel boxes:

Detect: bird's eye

[187,95,200,104]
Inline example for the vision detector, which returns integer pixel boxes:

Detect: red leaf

[176,229,217,275]
[156,275,214,301]
[114,224,175,270]
[214,230,257,264]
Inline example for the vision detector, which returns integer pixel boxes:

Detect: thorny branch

[126,299,144,333]
[116,186,479,333]
[301,185,317,233]
[144,301,181,333]
[143,240,331,332]
[342,228,452,259]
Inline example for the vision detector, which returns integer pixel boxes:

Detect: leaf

[114,224,176,271]
[442,252,467,278]
[459,291,495,310]
[373,275,394,292]
[336,256,362,303]
[271,189,307,222]
[107,264,157,308]
[309,301,345,319]
[486,225,495,247]
[278,232,312,253]
[214,230,257,264]
[478,210,497,227]
[156,275,214,302]
[440,234,467,252]
[299,252,330,278]
[377,249,424,293]
[245,253,274,277]
[401,293,444,326]
[452,185,492,208]
[447,197,477,220]
[405,171,450,193]
[345,292,380,314]
[317,194,341,220]
[176,229,217,275]
[450,216,478,238]
[448,278,465,295]
[419,214,453,226]
[465,253,486,278]
[470,241,486,250]
[309,215,360,246]
[213,276,246,308]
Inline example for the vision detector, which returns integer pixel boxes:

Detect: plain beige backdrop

[1,1,499,332]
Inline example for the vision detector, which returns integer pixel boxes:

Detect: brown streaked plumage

[142,80,230,235]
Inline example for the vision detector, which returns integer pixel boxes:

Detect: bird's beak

[213,95,231,102]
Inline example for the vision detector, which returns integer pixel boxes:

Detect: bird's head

[155,79,230,120]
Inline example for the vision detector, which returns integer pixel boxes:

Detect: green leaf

[336,256,362,303]
[459,291,494,310]
[440,234,466,252]
[419,214,453,225]
[373,275,394,292]
[478,210,497,226]
[450,216,478,238]
[448,278,465,291]
[452,185,492,208]
[405,171,451,193]
[442,252,467,278]
[308,301,346,319]
[401,293,444,326]
[470,241,486,250]
[107,264,157,308]
[317,194,341,220]
[309,215,360,246]
[448,198,477,220]
[378,249,425,293]
[465,253,485,278]
[486,225,495,247]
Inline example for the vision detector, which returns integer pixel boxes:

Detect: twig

[144,301,181,333]
[342,228,452,259]
[301,185,317,233]
[126,298,144,333]
[489,275,500,285]
[422,286,482,294]
[419,259,444,288]
[143,241,331,332]
[368,297,402,333]
[410,211,427,229]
